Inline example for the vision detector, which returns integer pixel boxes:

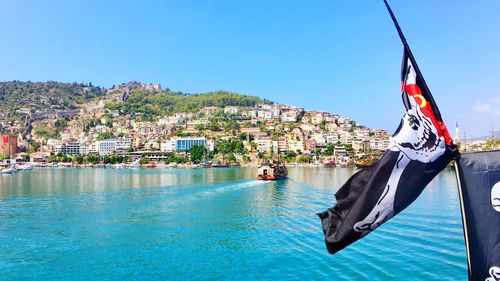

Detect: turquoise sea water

[0,167,467,280]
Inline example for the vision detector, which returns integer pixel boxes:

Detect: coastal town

[0,81,498,171]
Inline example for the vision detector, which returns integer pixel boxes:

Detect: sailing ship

[257,157,288,181]
[355,156,379,168]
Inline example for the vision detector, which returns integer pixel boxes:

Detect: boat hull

[257,174,287,181]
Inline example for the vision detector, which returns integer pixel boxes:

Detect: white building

[370,139,390,151]
[223,106,239,115]
[205,139,215,152]
[287,140,304,153]
[256,137,272,153]
[47,138,61,152]
[311,133,326,146]
[80,144,90,155]
[62,141,81,155]
[326,134,339,144]
[96,139,117,155]
[354,128,370,141]
[339,131,354,145]
[160,140,176,153]
[116,137,132,151]
[53,144,63,155]
[281,112,297,122]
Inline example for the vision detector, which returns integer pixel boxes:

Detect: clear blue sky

[1,0,499,138]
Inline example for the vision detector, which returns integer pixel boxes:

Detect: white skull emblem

[491,182,500,213]
[486,266,500,281]
[389,95,445,163]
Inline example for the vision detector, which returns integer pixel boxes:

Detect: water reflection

[0,167,259,200]
[0,167,467,280]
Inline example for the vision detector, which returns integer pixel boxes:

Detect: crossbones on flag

[456,151,500,281]
[317,48,458,254]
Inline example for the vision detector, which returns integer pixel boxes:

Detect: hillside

[0,81,272,136]
[0,80,269,121]
[105,89,271,119]
[0,81,106,116]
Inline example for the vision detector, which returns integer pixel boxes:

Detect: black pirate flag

[317,47,458,254]
[456,151,500,281]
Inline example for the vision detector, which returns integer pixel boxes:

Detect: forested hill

[0,81,106,114]
[0,80,271,123]
[105,89,271,118]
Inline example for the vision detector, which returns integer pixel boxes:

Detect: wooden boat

[257,160,288,181]
[355,157,378,168]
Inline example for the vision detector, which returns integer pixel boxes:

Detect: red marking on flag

[2,135,8,144]
[403,84,422,96]
[403,83,453,145]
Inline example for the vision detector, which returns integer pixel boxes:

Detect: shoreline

[5,163,358,170]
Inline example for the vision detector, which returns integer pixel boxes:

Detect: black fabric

[318,151,399,254]
[457,151,500,281]
[317,47,457,255]
[393,148,453,213]
[318,148,454,254]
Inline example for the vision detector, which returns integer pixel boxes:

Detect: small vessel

[257,159,288,181]
[167,162,178,168]
[355,156,378,168]
[129,161,141,168]
[323,160,336,168]
[212,160,230,168]
[156,162,167,169]
[58,162,73,168]
[1,167,16,174]
[17,164,34,170]
[199,161,211,168]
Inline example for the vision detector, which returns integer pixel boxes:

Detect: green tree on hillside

[97,132,114,140]
[189,144,206,163]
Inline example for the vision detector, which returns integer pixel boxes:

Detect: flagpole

[382,0,444,121]
[453,160,472,280]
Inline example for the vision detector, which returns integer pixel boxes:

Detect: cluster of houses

[11,103,393,163]
[1,101,401,165]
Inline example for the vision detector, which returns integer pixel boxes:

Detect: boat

[129,161,141,168]
[1,167,16,174]
[212,160,230,168]
[257,159,288,181]
[199,162,211,168]
[58,162,73,168]
[156,162,167,168]
[355,156,378,168]
[17,164,33,170]
[167,162,178,168]
[323,160,336,168]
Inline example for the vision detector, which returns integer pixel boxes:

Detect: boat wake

[199,180,267,197]
[161,180,268,206]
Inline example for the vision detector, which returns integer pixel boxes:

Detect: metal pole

[454,160,472,280]
[382,0,444,121]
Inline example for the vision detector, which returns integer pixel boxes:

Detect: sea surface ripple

[0,167,467,280]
